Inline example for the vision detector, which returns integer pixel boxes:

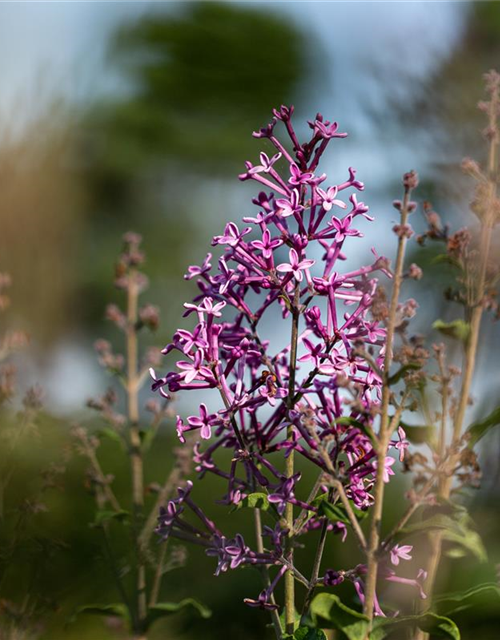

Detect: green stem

[285,285,300,635]
[127,271,147,632]
[254,508,283,639]
[364,184,412,624]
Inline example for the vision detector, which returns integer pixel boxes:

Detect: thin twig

[364,179,414,624]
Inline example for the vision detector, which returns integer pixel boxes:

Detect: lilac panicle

[152,107,416,614]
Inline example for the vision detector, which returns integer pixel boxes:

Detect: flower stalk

[363,173,417,624]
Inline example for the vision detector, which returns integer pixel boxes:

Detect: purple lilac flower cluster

[151,107,419,613]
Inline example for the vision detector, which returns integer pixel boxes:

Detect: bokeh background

[1,2,500,639]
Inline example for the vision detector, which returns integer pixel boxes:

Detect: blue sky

[0,1,466,119]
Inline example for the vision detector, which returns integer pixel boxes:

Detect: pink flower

[275,189,303,218]
[248,151,282,174]
[316,186,347,212]
[328,214,362,243]
[276,248,315,282]
[213,222,252,247]
[187,403,217,440]
[390,544,413,566]
[176,350,213,384]
[251,229,283,259]
[184,296,226,318]
[374,456,396,483]
[288,163,314,186]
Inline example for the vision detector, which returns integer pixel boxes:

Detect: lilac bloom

[276,248,315,282]
[155,481,193,539]
[244,565,287,611]
[324,570,345,586]
[328,214,362,243]
[268,473,300,515]
[390,544,413,566]
[206,534,232,576]
[167,324,208,355]
[316,186,347,212]
[262,523,288,555]
[243,210,274,225]
[384,568,428,600]
[251,191,274,211]
[288,163,314,186]
[187,403,218,439]
[184,296,226,318]
[374,456,396,483]
[176,350,213,384]
[258,383,287,407]
[332,522,348,543]
[251,229,283,259]
[216,257,234,295]
[363,321,386,343]
[148,368,170,399]
[318,349,349,375]
[243,592,279,611]
[225,533,250,569]
[308,116,348,139]
[185,253,212,280]
[275,189,303,218]
[213,222,252,247]
[298,337,324,368]
[349,193,373,220]
[249,151,282,174]
[176,415,190,443]
[394,426,409,462]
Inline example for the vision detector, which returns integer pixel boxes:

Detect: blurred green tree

[79,2,308,335]
[85,1,306,215]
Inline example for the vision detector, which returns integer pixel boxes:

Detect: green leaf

[92,510,130,527]
[147,598,212,625]
[388,363,422,385]
[435,582,500,616]
[399,421,436,445]
[370,612,460,640]
[70,603,130,625]
[465,405,500,448]
[309,593,369,640]
[236,492,270,511]
[318,500,351,526]
[314,495,368,526]
[400,513,464,538]
[432,319,470,343]
[441,525,487,563]
[294,627,327,640]
[402,503,486,563]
